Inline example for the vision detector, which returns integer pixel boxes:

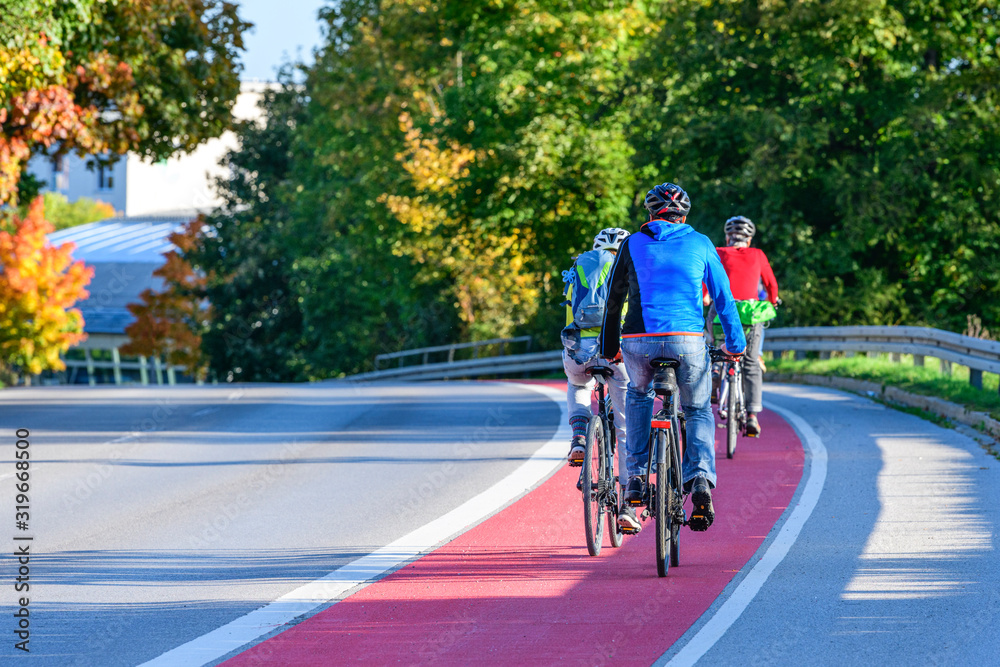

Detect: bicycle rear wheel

[583,415,606,556]
[606,426,624,548]
[655,429,673,577]
[726,367,738,459]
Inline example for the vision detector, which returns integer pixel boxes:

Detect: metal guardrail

[355,350,562,382]
[374,336,533,370]
[763,325,1000,391]
[357,325,1000,389]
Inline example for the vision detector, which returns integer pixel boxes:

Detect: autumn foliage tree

[122,219,209,380]
[0,0,248,204]
[0,197,93,381]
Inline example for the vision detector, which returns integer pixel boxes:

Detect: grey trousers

[742,323,764,413]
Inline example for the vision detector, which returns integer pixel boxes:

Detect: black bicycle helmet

[724,215,756,242]
[644,183,691,219]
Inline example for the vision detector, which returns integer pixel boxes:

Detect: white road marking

[140,382,569,667]
[663,398,828,666]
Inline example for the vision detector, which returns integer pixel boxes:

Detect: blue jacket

[598,220,746,357]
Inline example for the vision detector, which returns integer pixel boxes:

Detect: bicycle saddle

[586,366,615,379]
[650,358,679,395]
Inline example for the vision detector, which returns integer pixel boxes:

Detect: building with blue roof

[47,217,189,385]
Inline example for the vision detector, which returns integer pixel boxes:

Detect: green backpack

[713,300,776,339]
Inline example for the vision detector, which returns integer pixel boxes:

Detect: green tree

[634,0,1000,332]
[41,192,115,230]
[187,82,310,382]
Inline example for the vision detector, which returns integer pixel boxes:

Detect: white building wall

[27,82,270,218]
[26,152,128,214]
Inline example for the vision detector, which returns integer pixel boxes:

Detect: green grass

[769,353,1000,422]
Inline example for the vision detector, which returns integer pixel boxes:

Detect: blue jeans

[622,335,716,488]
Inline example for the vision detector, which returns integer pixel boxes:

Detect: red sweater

[714,246,779,304]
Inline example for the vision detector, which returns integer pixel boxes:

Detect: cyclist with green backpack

[561,228,631,471]
[708,216,779,436]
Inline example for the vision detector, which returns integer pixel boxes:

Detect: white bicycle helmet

[593,227,630,252]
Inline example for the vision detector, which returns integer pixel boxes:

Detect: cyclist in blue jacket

[599,183,745,533]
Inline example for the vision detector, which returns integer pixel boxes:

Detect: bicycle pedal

[627,499,643,507]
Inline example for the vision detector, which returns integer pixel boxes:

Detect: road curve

[663,383,1000,666]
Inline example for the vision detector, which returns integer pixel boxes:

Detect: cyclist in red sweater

[711,216,778,436]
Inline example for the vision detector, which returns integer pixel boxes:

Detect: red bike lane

[226,383,804,666]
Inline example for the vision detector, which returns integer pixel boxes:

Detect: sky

[235,0,330,81]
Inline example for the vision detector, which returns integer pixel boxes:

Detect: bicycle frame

[643,391,685,517]
[592,374,620,510]
[718,360,748,435]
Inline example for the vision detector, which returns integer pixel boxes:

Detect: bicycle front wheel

[655,429,674,577]
[583,415,606,556]
[726,367,738,459]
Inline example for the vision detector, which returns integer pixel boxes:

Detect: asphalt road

[0,381,560,665]
[2,380,998,666]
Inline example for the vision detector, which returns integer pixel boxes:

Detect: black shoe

[617,502,641,534]
[624,476,645,506]
[567,435,586,466]
[689,477,714,531]
[746,413,761,437]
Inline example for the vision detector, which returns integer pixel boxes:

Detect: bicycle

[620,357,686,577]
[713,347,750,459]
[580,365,624,556]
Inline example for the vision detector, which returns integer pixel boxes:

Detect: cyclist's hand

[721,344,743,361]
[607,352,623,365]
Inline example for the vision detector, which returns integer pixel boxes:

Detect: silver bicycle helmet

[592,227,630,252]
[724,215,756,242]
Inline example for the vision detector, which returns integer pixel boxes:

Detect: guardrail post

[913,354,924,366]
[85,349,96,387]
[891,353,901,363]
[448,346,455,363]
[139,355,149,385]
[970,368,983,390]
[422,351,429,365]
[819,351,831,360]
[499,341,505,356]
[794,350,807,360]
[940,359,951,376]
[112,348,123,385]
